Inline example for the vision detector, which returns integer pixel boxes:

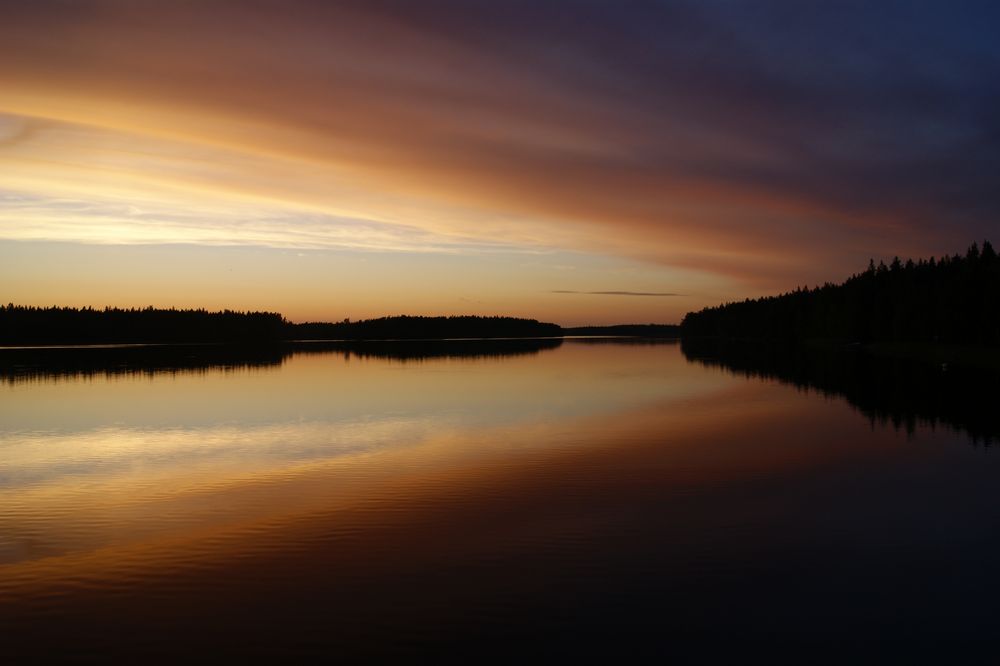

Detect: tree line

[562,324,679,337]
[681,241,1000,346]
[0,307,563,345]
[287,315,562,340]
[0,305,285,345]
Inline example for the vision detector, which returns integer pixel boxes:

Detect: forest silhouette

[0,308,561,345]
[288,315,561,340]
[0,305,285,345]
[4,241,998,348]
[681,241,1000,346]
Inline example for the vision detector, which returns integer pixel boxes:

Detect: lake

[2,339,999,661]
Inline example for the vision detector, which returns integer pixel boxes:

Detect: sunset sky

[2,1,998,325]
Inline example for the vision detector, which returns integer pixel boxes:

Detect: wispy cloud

[551,290,682,297]
[2,1,998,290]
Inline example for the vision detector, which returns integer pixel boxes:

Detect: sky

[2,0,998,325]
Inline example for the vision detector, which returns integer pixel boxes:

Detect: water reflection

[681,338,1000,445]
[291,337,564,362]
[1,340,999,661]
[0,343,284,384]
[0,338,564,384]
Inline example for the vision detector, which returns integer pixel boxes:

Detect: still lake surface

[2,339,999,661]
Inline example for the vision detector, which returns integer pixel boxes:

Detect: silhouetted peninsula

[681,241,1000,350]
[287,315,561,340]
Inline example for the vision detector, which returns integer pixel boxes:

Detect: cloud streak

[551,290,682,297]
[2,0,999,293]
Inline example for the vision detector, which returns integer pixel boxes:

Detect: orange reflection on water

[0,341,973,659]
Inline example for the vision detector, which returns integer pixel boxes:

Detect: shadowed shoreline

[0,338,567,383]
[6,335,997,448]
[682,337,1000,445]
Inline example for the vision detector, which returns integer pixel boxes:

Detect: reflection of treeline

[0,343,285,384]
[563,324,679,337]
[681,242,1000,345]
[288,315,562,340]
[289,338,563,362]
[1,305,285,344]
[0,338,565,383]
[566,337,678,348]
[682,338,1000,445]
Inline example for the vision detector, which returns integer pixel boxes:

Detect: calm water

[2,339,999,661]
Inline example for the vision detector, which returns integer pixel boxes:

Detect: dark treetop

[0,308,563,345]
[0,305,286,345]
[681,241,1000,347]
[287,315,561,341]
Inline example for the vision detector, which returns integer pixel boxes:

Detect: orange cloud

[1,1,992,296]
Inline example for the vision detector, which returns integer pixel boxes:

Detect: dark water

[2,339,999,662]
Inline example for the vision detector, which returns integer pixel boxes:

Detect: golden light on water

[1,342,884,600]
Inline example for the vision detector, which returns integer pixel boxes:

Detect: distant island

[3,307,677,345]
[681,241,1000,349]
[287,315,562,340]
[562,324,679,337]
